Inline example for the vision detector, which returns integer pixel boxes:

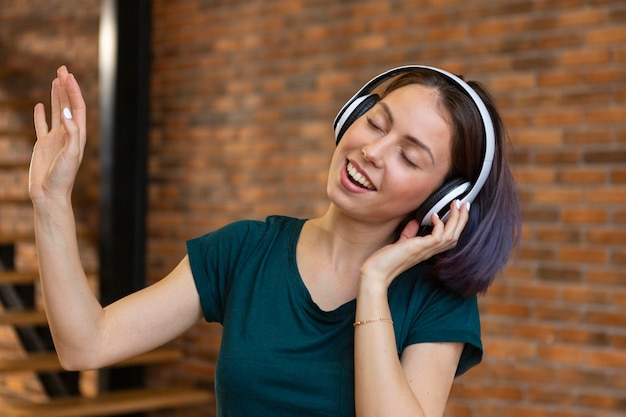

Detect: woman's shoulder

[193,215,303,238]
[389,262,480,322]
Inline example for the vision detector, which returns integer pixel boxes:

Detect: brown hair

[383,69,520,297]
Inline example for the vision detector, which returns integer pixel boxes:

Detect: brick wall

[0,0,101,227]
[147,1,626,416]
[1,1,625,416]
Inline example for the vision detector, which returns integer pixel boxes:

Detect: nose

[361,135,394,167]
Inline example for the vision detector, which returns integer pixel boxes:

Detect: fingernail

[455,200,461,210]
[63,107,72,120]
[466,202,471,212]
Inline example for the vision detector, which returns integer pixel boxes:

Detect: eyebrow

[379,102,436,166]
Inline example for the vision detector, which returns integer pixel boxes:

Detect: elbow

[57,354,88,371]
[56,349,103,371]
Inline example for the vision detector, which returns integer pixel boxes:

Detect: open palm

[29,66,86,204]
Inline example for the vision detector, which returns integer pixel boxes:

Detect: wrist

[357,272,389,299]
[32,194,72,213]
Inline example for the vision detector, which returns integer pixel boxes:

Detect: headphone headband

[333,65,495,211]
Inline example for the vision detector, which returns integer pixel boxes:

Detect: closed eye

[398,146,419,168]
[366,116,384,134]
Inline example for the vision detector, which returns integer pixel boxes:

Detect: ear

[335,94,379,144]
[414,178,471,226]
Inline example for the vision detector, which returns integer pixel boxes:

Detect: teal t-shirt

[187,215,482,417]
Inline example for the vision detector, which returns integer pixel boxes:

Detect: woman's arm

[30,66,202,371]
[354,284,462,417]
[354,201,469,417]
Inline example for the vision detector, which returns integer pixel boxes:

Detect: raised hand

[29,65,87,205]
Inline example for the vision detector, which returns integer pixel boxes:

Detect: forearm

[354,283,424,417]
[33,199,105,368]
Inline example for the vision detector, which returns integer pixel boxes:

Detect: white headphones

[333,65,495,226]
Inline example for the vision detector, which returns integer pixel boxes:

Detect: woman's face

[328,84,453,225]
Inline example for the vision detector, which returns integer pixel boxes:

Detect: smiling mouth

[346,161,376,190]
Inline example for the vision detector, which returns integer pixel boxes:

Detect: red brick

[535,226,582,243]
[558,168,607,185]
[535,304,584,321]
[587,348,626,369]
[513,128,563,146]
[578,391,626,411]
[483,360,556,384]
[564,129,612,144]
[537,345,585,363]
[587,26,626,44]
[586,310,626,328]
[614,290,626,308]
[534,188,584,204]
[534,108,583,126]
[558,246,608,264]
[514,167,557,184]
[480,300,531,318]
[558,367,609,388]
[513,322,558,342]
[587,268,626,285]
[511,282,560,301]
[484,338,536,360]
[520,245,558,262]
[585,187,626,204]
[561,208,608,224]
[561,49,611,66]
[559,327,611,346]
[612,248,626,265]
[612,168,626,183]
[587,106,626,123]
[612,373,626,391]
[535,149,582,164]
[503,405,551,417]
[586,229,626,245]
[522,205,560,222]
[527,386,576,406]
[489,73,536,91]
[562,285,612,304]
[557,8,606,27]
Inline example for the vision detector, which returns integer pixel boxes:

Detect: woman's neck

[305,205,399,268]
[296,206,400,311]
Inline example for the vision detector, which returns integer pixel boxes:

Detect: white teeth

[347,162,375,190]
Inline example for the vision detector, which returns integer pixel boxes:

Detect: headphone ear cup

[335,94,380,144]
[414,178,471,226]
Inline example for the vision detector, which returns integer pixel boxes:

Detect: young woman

[30,64,520,417]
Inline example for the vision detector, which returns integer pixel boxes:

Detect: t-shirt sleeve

[186,220,261,324]
[396,271,483,376]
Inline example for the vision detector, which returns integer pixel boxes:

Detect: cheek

[392,173,446,212]
[328,146,347,177]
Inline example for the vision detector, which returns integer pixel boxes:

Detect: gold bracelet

[353,317,393,327]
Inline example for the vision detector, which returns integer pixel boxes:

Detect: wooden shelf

[0,272,39,285]
[0,348,184,373]
[0,310,47,326]
[0,271,99,285]
[0,386,214,417]
[0,226,210,415]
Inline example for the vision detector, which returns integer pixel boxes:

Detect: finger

[60,107,82,161]
[50,78,61,130]
[57,66,71,117]
[64,73,87,146]
[33,103,49,140]
[398,219,420,241]
[429,213,445,239]
[447,200,469,240]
